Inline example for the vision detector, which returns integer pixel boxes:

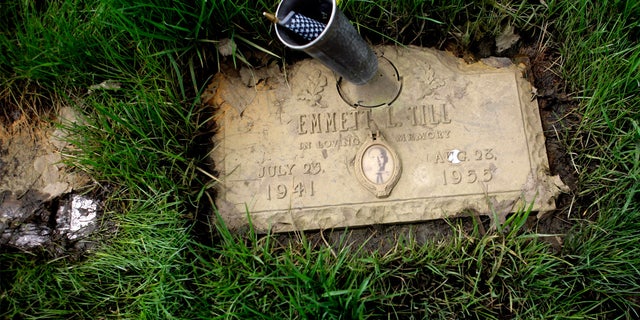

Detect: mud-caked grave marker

[206,46,567,233]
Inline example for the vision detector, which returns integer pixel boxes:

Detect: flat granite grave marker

[206,46,567,233]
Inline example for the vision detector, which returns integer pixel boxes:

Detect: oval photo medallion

[354,133,401,198]
[362,145,395,185]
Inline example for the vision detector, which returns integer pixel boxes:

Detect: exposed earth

[0,107,101,257]
[0,31,579,256]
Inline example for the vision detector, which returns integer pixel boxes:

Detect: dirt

[0,107,100,256]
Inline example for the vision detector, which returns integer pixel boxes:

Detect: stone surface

[206,45,566,233]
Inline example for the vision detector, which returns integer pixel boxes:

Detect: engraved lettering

[293,182,305,197]
[325,112,337,132]
[296,105,452,135]
[310,113,322,133]
[385,107,402,128]
[442,167,495,185]
[339,112,350,131]
[258,164,296,178]
[300,142,312,150]
[411,104,453,127]
[351,111,359,130]
[483,168,493,182]
[303,162,322,175]
[298,111,362,135]
[442,103,452,124]
[298,114,308,134]
[257,166,269,178]
[451,170,462,184]
[484,149,496,160]
[323,140,335,149]
[429,104,451,125]
[267,180,315,200]
[429,104,439,125]
[360,109,372,129]
[470,149,497,161]
[276,184,287,198]
[410,106,418,126]
[267,184,288,200]
[435,149,498,163]
[468,170,477,183]
[475,150,483,161]
[393,130,451,143]
[315,135,361,150]
[447,150,462,164]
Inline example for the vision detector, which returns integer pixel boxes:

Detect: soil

[0,107,100,257]
[1,30,580,255]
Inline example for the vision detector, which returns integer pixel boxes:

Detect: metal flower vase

[273,0,378,85]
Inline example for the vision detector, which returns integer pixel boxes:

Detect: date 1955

[442,168,493,185]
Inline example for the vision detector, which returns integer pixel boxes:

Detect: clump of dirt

[0,108,101,257]
[520,43,580,249]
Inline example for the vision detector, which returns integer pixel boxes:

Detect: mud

[0,108,100,256]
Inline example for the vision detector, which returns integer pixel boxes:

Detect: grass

[189,211,584,319]
[555,1,640,209]
[1,0,639,318]
[339,0,549,47]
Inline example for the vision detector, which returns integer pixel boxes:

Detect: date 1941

[267,181,315,200]
[443,168,493,185]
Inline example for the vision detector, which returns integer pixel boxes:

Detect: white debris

[56,194,99,240]
[448,149,462,164]
[13,224,50,248]
[496,25,520,53]
[217,38,236,57]
[88,80,122,94]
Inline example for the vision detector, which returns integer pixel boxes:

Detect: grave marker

[207,46,566,232]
